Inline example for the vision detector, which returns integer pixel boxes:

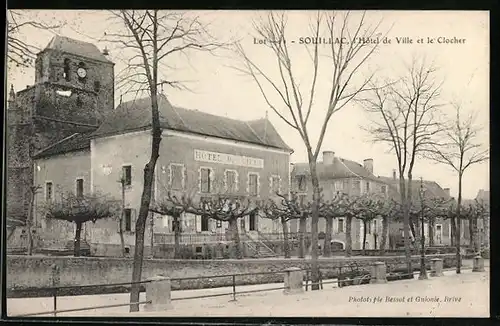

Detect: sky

[7,10,489,199]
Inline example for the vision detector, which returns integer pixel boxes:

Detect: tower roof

[44,35,112,63]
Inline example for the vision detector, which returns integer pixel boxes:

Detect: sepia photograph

[5,9,490,319]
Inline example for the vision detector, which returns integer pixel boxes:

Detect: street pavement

[7,261,488,318]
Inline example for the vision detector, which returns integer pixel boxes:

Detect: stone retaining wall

[6,254,457,297]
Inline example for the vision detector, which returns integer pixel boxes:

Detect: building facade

[31,93,292,256]
[290,151,391,250]
[379,172,454,247]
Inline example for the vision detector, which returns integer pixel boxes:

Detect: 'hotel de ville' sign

[194,149,264,169]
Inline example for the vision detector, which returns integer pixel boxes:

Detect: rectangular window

[271,175,280,194]
[342,180,349,191]
[381,185,387,194]
[366,221,372,234]
[124,209,132,232]
[45,182,53,202]
[200,168,211,193]
[170,164,183,190]
[298,175,306,192]
[123,165,132,186]
[249,173,258,196]
[201,215,209,231]
[225,170,237,193]
[76,178,84,197]
[365,181,370,193]
[436,224,443,244]
[249,213,257,231]
[338,218,345,233]
[352,180,361,195]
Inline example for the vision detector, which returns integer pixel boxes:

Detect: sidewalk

[7,266,489,318]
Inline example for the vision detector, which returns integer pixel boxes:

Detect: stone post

[283,267,304,294]
[473,255,485,272]
[430,258,444,277]
[143,275,172,311]
[370,261,387,284]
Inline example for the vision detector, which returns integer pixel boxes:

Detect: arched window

[63,59,71,81]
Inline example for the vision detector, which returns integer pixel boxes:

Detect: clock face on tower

[77,67,87,78]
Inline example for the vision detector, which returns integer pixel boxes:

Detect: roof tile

[92,95,292,151]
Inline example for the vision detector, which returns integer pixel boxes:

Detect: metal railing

[11,280,152,317]
[10,261,476,316]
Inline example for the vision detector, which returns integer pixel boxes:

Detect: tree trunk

[309,160,321,291]
[456,173,463,274]
[120,181,126,257]
[228,218,242,259]
[468,216,474,249]
[362,221,367,255]
[27,187,36,256]
[450,217,456,246]
[400,177,412,274]
[129,114,162,312]
[173,215,181,259]
[74,222,83,257]
[472,218,480,254]
[298,215,306,258]
[428,218,434,247]
[281,217,290,259]
[323,216,333,257]
[380,216,388,255]
[483,215,489,249]
[345,215,352,257]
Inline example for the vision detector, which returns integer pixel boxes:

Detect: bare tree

[106,10,224,311]
[354,194,387,255]
[234,11,382,290]
[42,192,119,256]
[361,58,443,273]
[258,196,295,259]
[425,104,488,273]
[321,193,353,257]
[150,189,198,258]
[7,10,63,68]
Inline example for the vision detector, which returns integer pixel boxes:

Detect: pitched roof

[292,157,381,182]
[44,35,112,63]
[377,176,450,199]
[33,132,93,159]
[476,189,489,204]
[92,95,293,151]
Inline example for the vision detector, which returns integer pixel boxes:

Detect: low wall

[6,253,457,297]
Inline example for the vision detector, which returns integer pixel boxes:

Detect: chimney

[443,188,450,198]
[392,169,397,180]
[323,151,335,165]
[102,47,109,56]
[363,158,374,174]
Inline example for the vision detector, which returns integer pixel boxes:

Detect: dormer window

[63,58,71,81]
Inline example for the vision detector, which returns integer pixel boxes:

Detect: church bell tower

[6,35,115,220]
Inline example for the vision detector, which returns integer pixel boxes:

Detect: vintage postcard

[5,10,489,319]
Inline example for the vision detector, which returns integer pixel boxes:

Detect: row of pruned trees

[34,185,488,261]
